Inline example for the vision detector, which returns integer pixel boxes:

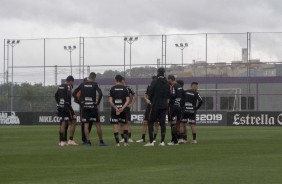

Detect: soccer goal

[198,88,242,111]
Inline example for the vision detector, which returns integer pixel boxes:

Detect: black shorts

[149,108,167,125]
[81,108,99,124]
[57,106,75,122]
[124,107,132,122]
[181,111,196,124]
[144,104,152,121]
[168,105,182,121]
[110,109,126,124]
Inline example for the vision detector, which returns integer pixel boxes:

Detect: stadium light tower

[124,37,138,76]
[7,39,20,111]
[175,43,188,68]
[64,45,76,76]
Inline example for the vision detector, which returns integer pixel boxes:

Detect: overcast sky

[1,0,282,84]
[2,0,282,37]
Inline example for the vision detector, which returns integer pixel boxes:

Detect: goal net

[198,88,242,111]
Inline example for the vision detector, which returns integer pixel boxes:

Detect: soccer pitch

[0,126,281,184]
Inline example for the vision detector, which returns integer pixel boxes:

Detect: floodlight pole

[6,42,9,83]
[123,38,126,77]
[3,39,5,84]
[7,40,20,112]
[124,37,138,76]
[64,46,76,76]
[175,43,188,68]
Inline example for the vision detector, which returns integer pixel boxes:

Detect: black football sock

[114,132,119,143]
[153,133,157,140]
[184,134,187,140]
[170,125,174,142]
[59,132,63,142]
[87,140,91,145]
[64,132,67,142]
[148,122,154,143]
[128,132,132,138]
[81,123,86,142]
[121,133,124,139]
[193,133,196,140]
[160,124,166,143]
[171,124,178,143]
[141,134,145,140]
[60,132,65,142]
[123,130,128,143]
[69,136,73,141]
[177,132,181,140]
[99,140,104,144]
[65,124,68,141]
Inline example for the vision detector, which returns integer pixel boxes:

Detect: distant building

[176,59,280,77]
[242,48,248,63]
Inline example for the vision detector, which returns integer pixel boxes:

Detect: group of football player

[136,68,203,146]
[55,67,202,147]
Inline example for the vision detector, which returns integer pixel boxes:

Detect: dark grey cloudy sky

[1,0,282,84]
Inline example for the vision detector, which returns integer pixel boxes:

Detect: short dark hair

[167,75,175,81]
[121,76,125,81]
[191,82,199,86]
[115,75,123,82]
[66,75,74,82]
[157,67,165,76]
[89,72,96,80]
[177,80,184,87]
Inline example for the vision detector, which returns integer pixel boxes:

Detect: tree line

[0,66,170,112]
[0,83,57,112]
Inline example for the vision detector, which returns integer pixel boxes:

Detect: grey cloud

[2,0,282,35]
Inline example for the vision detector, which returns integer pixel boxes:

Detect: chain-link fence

[1,32,282,112]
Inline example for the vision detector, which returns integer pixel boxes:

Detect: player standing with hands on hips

[55,75,75,146]
[180,82,203,144]
[167,75,184,145]
[72,72,106,146]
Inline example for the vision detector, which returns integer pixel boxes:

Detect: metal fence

[1,32,282,112]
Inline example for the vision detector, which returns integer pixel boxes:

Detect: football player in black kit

[167,75,184,145]
[77,77,89,144]
[55,75,75,147]
[144,68,170,146]
[180,82,203,144]
[72,72,107,146]
[119,77,137,143]
[176,80,185,143]
[136,76,159,143]
[109,75,130,147]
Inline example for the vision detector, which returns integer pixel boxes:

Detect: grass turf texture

[0,125,281,184]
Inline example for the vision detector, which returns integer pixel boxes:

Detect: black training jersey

[55,83,72,108]
[109,85,129,109]
[181,89,203,111]
[126,86,136,97]
[148,76,170,109]
[72,81,103,108]
[145,85,150,95]
[169,83,184,106]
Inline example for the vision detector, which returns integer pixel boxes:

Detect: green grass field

[0,125,281,184]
